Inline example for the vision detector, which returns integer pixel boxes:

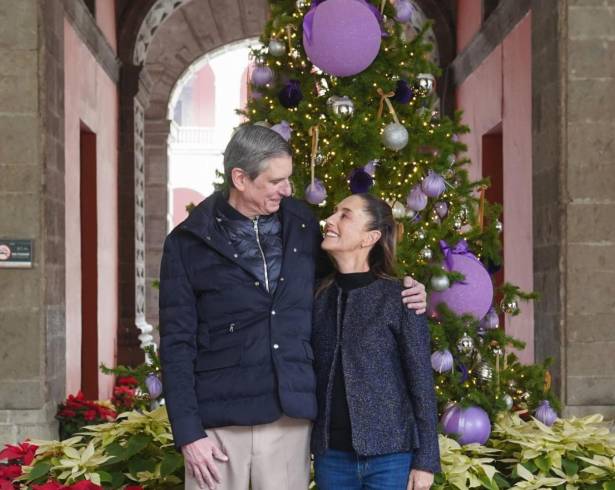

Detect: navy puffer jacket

[159,192,321,448]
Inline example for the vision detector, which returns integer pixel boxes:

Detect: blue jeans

[314,449,414,490]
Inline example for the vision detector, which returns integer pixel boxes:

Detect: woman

[311,193,440,490]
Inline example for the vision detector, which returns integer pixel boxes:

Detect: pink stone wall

[456,14,534,363]
[173,188,205,227]
[96,0,117,53]
[64,19,119,398]
[456,0,483,52]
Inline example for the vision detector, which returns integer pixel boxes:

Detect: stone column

[117,64,155,366]
[532,0,615,418]
[0,0,66,443]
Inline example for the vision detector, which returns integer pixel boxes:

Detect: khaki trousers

[184,416,312,490]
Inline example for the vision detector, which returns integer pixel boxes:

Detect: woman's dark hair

[316,193,397,295]
[359,193,398,278]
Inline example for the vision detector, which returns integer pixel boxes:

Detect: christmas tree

[239,0,559,444]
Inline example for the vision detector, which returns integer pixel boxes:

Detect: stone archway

[116,0,455,364]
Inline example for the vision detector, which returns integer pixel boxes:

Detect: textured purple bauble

[535,400,558,426]
[271,120,292,141]
[428,253,494,321]
[303,0,382,77]
[406,185,428,211]
[479,307,499,331]
[279,80,303,108]
[145,374,163,399]
[421,170,446,198]
[250,89,263,101]
[349,167,374,194]
[435,201,449,218]
[364,159,379,177]
[431,349,454,373]
[391,80,413,104]
[251,65,273,87]
[441,405,491,445]
[394,0,414,23]
[305,179,327,205]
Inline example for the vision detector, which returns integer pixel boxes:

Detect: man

[159,125,427,490]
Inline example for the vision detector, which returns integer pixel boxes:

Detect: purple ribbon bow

[439,239,477,273]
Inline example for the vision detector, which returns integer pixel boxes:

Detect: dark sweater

[330,271,377,451]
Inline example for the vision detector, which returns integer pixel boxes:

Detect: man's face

[236,155,293,216]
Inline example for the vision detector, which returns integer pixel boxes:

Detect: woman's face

[322,195,378,253]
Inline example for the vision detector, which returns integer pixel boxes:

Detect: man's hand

[407,469,434,490]
[402,276,427,314]
[182,437,229,490]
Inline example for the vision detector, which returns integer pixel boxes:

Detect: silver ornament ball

[456,332,475,355]
[314,151,326,166]
[419,247,433,261]
[417,73,436,96]
[296,0,308,9]
[430,274,450,292]
[268,39,286,57]
[382,123,409,151]
[474,361,494,383]
[495,220,503,233]
[327,96,354,119]
[453,218,463,230]
[413,230,426,241]
[501,298,520,315]
[503,394,514,410]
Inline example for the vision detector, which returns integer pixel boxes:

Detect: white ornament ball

[382,123,409,151]
[392,201,406,219]
[430,275,450,292]
[268,38,286,57]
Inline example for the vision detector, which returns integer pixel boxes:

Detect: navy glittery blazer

[311,277,441,474]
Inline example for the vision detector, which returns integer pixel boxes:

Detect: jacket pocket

[195,344,243,372]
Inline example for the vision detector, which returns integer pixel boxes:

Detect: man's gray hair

[223,125,292,188]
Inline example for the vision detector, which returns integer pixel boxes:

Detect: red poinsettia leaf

[0,444,23,462]
[68,480,103,490]
[0,464,22,479]
[32,481,66,490]
[0,478,16,490]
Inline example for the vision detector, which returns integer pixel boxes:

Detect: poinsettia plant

[56,392,116,440]
[0,441,37,489]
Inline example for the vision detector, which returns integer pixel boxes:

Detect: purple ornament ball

[431,349,454,373]
[435,201,448,218]
[428,254,494,321]
[421,170,446,198]
[535,400,558,426]
[302,0,382,77]
[145,373,163,399]
[364,159,379,177]
[441,405,491,445]
[394,0,414,23]
[349,167,374,194]
[279,80,303,108]
[271,120,292,141]
[479,307,499,331]
[406,185,428,211]
[251,65,273,87]
[305,179,327,205]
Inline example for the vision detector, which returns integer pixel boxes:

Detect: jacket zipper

[252,217,270,292]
